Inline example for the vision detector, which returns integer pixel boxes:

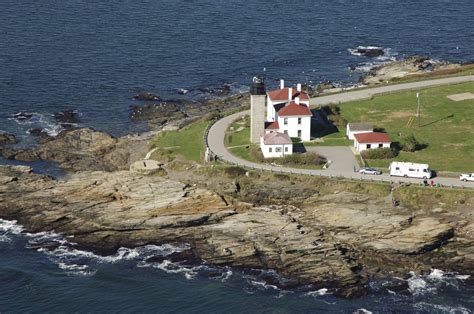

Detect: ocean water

[1,0,474,312]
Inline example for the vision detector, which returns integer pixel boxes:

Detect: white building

[260,132,293,158]
[346,122,373,140]
[264,80,312,142]
[353,132,391,153]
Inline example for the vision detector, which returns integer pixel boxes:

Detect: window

[284,118,288,125]
[276,147,282,152]
[367,144,371,149]
[285,147,288,152]
[297,130,302,138]
[269,147,272,153]
[284,130,288,134]
[298,117,302,125]
[395,167,400,170]
[378,144,383,148]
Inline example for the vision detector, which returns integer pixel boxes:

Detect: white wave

[0,219,25,234]
[249,279,279,291]
[220,268,233,282]
[0,219,25,243]
[414,302,471,314]
[353,309,373,314]
[9,112,65,136]
[428,268,445,280]
[455,274,471,280]
[305,288,329,297]
[139,259,197,280]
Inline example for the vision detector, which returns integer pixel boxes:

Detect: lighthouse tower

[250,76,266,143]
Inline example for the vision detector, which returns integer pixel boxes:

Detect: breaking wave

[407,269,471,296]
[0,219,233,280]
[348,46,398,73]
[8,111,80,137]
[0,218,25,243]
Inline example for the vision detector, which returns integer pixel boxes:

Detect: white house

[346,122,373,140]
[275,101,312,141]
[260,132,293,158]
[353,132,391,153]
[264,80,312,142]
[266,80,310,122]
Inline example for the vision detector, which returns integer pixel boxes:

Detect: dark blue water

[1,222,473,313]
[1,0,474,312]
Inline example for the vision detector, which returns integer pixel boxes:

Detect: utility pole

[416,91,421,127]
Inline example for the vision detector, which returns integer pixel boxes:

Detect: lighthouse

[250,76,266,143]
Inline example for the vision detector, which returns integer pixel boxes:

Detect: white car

[460,173,474,182]
[358,167,382,175]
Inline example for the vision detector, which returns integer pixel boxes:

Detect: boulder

[53,110,80,126]
[0,133,17,145]
[133,92,161,101]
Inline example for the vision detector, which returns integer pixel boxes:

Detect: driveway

[305,146,358,172]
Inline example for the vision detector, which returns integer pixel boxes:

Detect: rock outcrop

[0,128,149,172]
[0,133,17,145]
[1,166,472,298]
[360,56,463,85]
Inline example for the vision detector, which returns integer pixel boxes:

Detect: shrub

[291,137,301,143]
[204,111,222,121]
[361,147,398,159]
[250,146,265,162]
[224,166,247,178]
[401,134,419,152]
[274,152,326,166]
[273,173,290,181]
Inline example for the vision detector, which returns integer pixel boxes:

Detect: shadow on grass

[420,114,454,128]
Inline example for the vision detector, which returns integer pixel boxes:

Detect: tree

[402,134,419,152]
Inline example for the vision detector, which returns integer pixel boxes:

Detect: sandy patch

[390,111,415,118]
[447,92,474,101]
[441,143,467,148]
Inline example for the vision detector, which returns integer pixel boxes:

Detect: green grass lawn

[150,119,210,162]
[338,82,474,172]
[225,116,251,147]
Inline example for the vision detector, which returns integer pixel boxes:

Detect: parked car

[358,167,382,175]
[460,173,474,182]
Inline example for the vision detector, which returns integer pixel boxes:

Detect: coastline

[1,65,473,299]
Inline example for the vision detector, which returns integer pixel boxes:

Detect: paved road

[310,75,474,106]
[207,76,474,189]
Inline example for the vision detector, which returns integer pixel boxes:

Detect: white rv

[389,162,432,179]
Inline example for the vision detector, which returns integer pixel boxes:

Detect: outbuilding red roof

[267,88,309,101]
[265,121,279,130]
[353,132,391,144]
[277,102,312,117]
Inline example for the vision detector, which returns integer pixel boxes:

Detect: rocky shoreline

[0,157,473,298]
[1,63,473,298]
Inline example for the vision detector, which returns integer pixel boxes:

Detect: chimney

[280,79,285,89]
[288,87,292,100]
[297,83,301,92]
[295,97,300,105]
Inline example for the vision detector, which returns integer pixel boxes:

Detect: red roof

[267,87,309,101]
[277,102,312,117]
[265,121,279,130]
[354,132,391,144]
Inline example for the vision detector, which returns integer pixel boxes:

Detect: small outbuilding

[346,122,373,140]
[260,132,293,158]
[353,132,391,153]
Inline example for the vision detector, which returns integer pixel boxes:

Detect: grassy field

[225,115,251,147]
[150,119,210,162]
[337,82,474,172]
